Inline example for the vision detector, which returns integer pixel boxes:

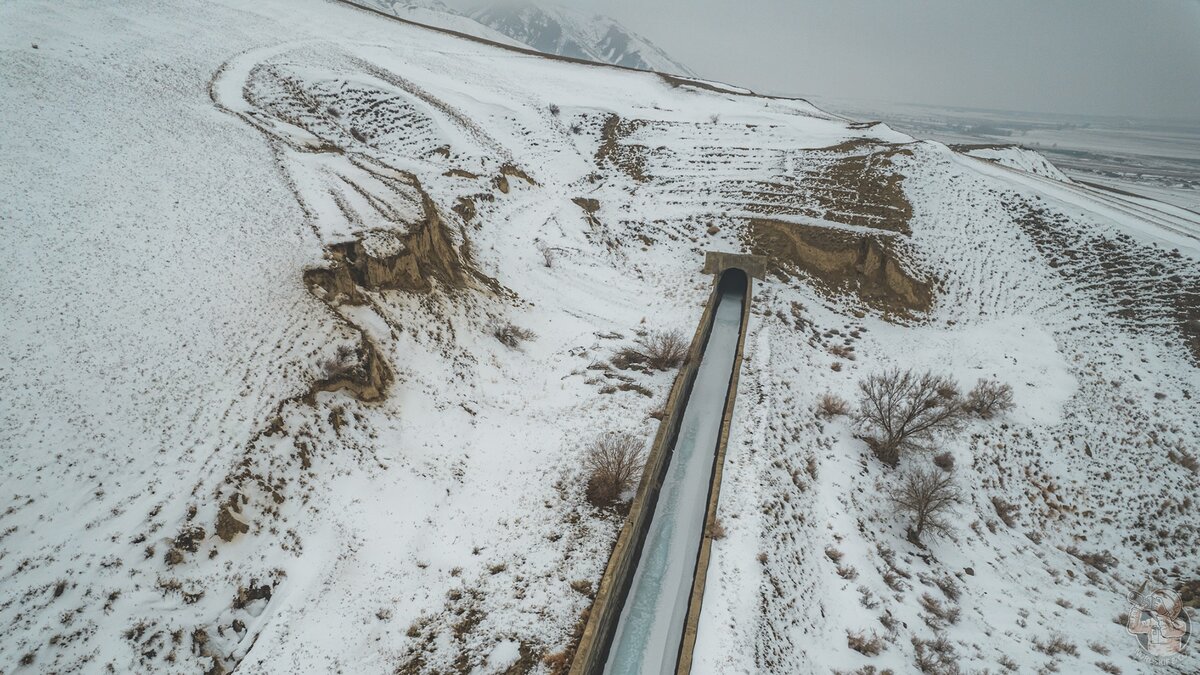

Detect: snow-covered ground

[2,1,1197,674]
[811,96,1200,214]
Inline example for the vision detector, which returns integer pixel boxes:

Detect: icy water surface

[603,288,744,674]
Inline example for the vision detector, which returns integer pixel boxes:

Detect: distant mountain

[352,0,527,45]
[353,0,695,76]
[469,2,695,75]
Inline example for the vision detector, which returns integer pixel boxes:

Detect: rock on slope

[2,0,1198,674]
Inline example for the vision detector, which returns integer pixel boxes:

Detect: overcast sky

[449,0,1200,120]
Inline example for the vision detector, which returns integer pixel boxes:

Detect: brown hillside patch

[596,114,649,182]
[746,218,931,314]
[305,187,468,302]
[726,140,914,234]
[802,140,914,234]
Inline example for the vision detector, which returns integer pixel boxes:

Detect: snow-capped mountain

[350,0,526,45]
[469,2,696,76]
[353,0,695,75]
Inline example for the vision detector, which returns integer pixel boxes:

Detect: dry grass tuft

[846,630,885,656]
[708,517,727,540]
[932,451,955,471]
[1033,633,1078,657]
[493,322,536,348]
[816,393,851,418]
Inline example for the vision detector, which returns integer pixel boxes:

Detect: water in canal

[603,286,744,674]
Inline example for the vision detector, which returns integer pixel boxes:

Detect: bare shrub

[817,393,851,418]
[919,593,960,627]
[829,344,854,360]
[319,344,359,379]
[1095,662,1120,674]
[932,574,960,602]
[1065,546,1117,572]
[1033,633,1078,657]
[892,466,961,544]
[882,570,904,592]
[964,379,1014,419]
[584,432,645,507]
[856,369,964,465]
[611,346,646,371]
[640,330,688,370]
[1167,447,1199,474]
[932,451,955,471]
[707,517,726,540]
[548,103,561,116]
[911,635,960,675]
[847,630,885,656]
[612,330,688,371]
[493,322,536,348]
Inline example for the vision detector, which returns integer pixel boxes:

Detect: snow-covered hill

[955,143,1074,181]
[2,1,1198,674]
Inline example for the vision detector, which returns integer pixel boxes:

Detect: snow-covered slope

[469,1,696,76]
[2,1,1198,674]
[956,143,1074,181]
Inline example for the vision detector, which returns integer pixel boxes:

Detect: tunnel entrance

[716,267,748,296]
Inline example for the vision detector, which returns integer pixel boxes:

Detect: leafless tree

[856,369,964,465]
[892,466,962,545]
[964,378,1015,419]
[584,432,645,507]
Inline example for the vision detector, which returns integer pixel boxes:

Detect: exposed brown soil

[214,495,250,542]
[746,218,932,314]
[800,140,914,234]
[596,114,649,182]
[305,187,467,301]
